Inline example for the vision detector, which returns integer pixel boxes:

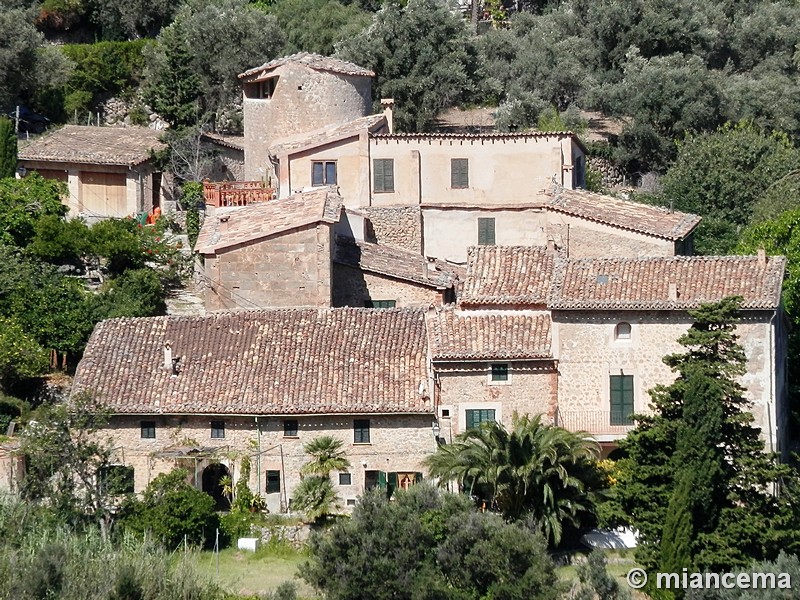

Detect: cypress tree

[0,117,17,179]
[613,297,797,571]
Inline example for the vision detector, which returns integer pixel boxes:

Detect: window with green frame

[266,470,281,493]
[373,158,394,193]
[364,300,396,308]
[610,375,634,426]
[465,408,496,430]
[490,363,508,382]
[478,217,495,245]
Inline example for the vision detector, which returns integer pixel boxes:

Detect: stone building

[196,188,343,311]
[72,308,436,510]
[239,53,375,182]
[17,125,167,220]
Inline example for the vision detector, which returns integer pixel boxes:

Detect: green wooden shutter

[451,158,468,188]
[373,159,384,192]
[415,472,423,483]
[373,159,394,193]
[478,218,495,245]
[387,472,397,497]
[378,471,387,491]
[610,375,634,425]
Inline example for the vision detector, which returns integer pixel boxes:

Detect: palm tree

[300,435,351,476]
[425,413,601,546]
[293,436,351,522]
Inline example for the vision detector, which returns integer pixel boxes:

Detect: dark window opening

[312,161,337,186]
[211,420,225,439]
[339,472,352,486]
[354,419,370,444]
[266,470,281,494]
[140,421,155,439]
[364,299,396,309]
[283,419,298,437]
[491,364,508,382]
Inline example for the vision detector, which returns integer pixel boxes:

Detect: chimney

[758,247,767,267]
[668,282,678,302]
[424,256,436,279]
[380,98,395,134]
[163,342,172,371]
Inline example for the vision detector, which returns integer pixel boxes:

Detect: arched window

[615,322,631,340]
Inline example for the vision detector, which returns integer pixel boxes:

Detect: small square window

[266,470,281,494]
[354,419,370,444]
[346,498,357,506]
[283,419,298,437]
[140,421,155,439]
[441,409,450,418]
[491,364,509,382]
[211,420,225,439]
[339,472,352,486]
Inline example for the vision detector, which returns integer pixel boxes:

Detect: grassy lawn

[194,544,318,599]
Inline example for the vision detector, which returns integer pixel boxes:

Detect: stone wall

[204,223,332,311]
[436,362,558,438]
[554,311,780,448]
[362,206,422,253]
[332,264,443,308]
[102,412,436,514]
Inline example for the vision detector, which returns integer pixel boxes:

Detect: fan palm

[425,413,600,546]
[300,435,351,476]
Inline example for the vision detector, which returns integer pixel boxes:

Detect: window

[99,465,134,496]
[266,470,281,494]
[465,409,496,430]
[364,470,381,490]
[575,154,586,188]
[373,159,394,193]
[245,77,276,99]
[140,421,155,439]
[610,375,634,426]
[346,498,357,506]
[441,408,450,418]
[491,364,509,382]
[364,299,396,309]
[283,419,298,437]
[451,158,469,188]
[354,419,371,444]
[477,218,495,246]
[211,420,225,439]
[312,161,337,186]
[615,322,632,340]
[339,472,352,486]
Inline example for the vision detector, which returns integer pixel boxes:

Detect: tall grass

[0,496,229,600]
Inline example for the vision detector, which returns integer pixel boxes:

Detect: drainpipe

[254,416,262,495]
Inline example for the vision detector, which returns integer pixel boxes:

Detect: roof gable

[196,188,342,254]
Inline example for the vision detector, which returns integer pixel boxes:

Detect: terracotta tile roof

[545,186,700,241]
[201,132,244,152]
[269,114,386,156]
[18,125,165,167]
[73,308,432,415]
[461,246,554,307]
[371,130,585,151]
[428,308,551,361]
[549,255,786,310]
[239,52,374,79]
[334,237,462,289]
[196,188,342,254]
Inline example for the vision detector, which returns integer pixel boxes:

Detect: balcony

[203,180,276,208]
[554,409,636,439]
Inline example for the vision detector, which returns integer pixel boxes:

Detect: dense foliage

[0,117,16,178]
[426,413,603,546]
[609,298,798,572]
[301,484,561,600]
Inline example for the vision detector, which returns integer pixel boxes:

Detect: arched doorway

[202,463,231,510]
[607,447,628,462]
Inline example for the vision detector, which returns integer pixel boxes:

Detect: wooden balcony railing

[203,180,276,208]
[554,409,636,438]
